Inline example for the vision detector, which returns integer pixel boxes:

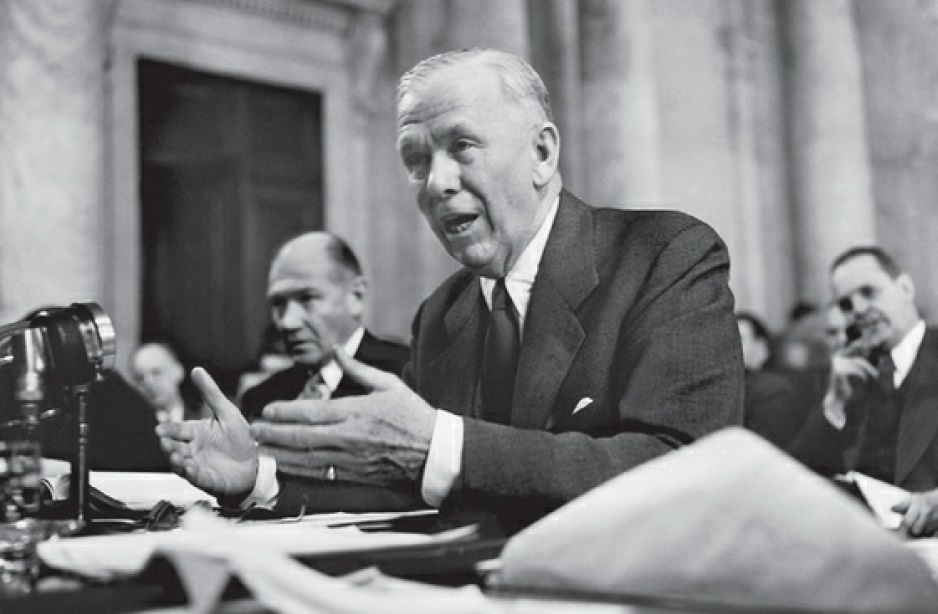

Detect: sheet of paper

[844,470,909,530]
[89,471,217,510]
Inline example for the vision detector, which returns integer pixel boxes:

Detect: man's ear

[348,275,368,316]
[898,272,917,301]
[532,123,560,188]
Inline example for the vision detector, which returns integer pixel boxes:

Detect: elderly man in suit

[790,246,938,536]
[159,49,742,527]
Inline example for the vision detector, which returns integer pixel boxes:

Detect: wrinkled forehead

[397,64,513,131]
[134,346,176,370]
[267,253,340,297]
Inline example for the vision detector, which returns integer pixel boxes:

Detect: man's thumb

[334,346,399,391]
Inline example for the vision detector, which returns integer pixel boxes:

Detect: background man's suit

[792,328,938,491]
[239,331,416,512]
[404,192,744,524]
[240,331,409,422]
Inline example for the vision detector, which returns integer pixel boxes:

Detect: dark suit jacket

[791,328,938,491]
[404,191,744,523]
[240,330,409,422]
[239,330,417,513]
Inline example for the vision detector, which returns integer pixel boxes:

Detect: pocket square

[572,397,594,415]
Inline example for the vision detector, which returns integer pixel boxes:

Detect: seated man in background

[159,49,743,529]
[790,246,938,535]
[239,232,409,423]
[132,342,207,423]
[160,231,412,512]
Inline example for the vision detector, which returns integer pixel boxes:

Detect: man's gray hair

[397,48,554,123]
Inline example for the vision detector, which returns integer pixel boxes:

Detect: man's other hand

[251,347,436,488]
[156,367,259,499]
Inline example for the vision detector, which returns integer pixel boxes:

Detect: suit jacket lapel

[896,329,938,484]
[422,278,487,416]
[512,192,597,430]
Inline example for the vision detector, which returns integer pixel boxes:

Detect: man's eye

[837,297,853,313]
[452,140,475,160]
[404,154,429,180]
[860,286,878,300]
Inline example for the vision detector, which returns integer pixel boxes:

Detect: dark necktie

[480,279,520,425]
[877,353,896,394]
[860,353,899,482]
[297,373,329,400]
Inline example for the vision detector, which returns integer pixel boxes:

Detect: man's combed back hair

[397,48,554,123]
[831,245,903,279]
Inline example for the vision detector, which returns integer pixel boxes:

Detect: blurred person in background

[738,312,806,449]
[132,342,207,423]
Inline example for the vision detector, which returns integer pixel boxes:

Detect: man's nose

[851,295,872,314]
[277,301,304,330]
[425,152,459,198]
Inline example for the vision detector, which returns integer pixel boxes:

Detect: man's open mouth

[442,213,479,235]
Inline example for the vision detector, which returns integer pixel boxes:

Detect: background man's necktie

[877,352,896,394]
[860,352,899,482]
[297,373,330,400]
[480,278,520,424]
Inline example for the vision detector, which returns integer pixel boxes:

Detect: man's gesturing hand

[155,367,259,499]
[251,348,437,488]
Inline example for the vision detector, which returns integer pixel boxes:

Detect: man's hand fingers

[334,346,401,391]
[251,422,338,449]
[261,400,347,424]
[155,421,195,442]
[191,367,242,425]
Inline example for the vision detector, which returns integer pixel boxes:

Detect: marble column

[443,0,529,58]
[0,0,116,323]
[580,0,660,209]
[782,0,876,300]
[530,0,585,193]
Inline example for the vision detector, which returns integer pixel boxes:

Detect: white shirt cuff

[241,454,279,509]
[420,410,464,507]
[823,392,847,431]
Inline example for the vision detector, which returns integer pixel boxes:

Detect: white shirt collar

[891,319,926,388]
[480,196,560,332]
[317,326,365,393]
[157,399,186,424]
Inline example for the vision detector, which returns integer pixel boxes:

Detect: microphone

[11,327,46,430]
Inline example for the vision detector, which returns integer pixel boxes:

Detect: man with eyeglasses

[791,246,938,536]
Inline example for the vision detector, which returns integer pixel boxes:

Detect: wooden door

[138,60,323,394]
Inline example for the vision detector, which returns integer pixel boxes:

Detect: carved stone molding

[187,0,397,35]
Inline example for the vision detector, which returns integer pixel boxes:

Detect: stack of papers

[89,471,217,510]
[38,508,472,581]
